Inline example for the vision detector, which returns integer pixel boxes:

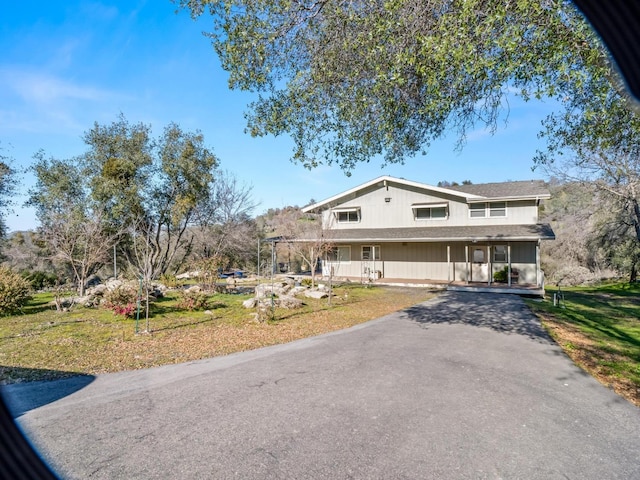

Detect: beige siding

[323,241,539,284]
[323,183,540,230]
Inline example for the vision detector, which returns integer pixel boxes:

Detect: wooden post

[465,245,469,284]
[447,245,451,283]
[487,245,491,286]
[536,241,541,287]
[507,243,512,286]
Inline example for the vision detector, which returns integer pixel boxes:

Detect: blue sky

[1,0,557,232]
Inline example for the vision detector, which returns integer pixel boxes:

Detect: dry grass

[0,285,436,384]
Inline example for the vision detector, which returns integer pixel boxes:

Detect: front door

[471,246,488,282]
[362,245,382,279]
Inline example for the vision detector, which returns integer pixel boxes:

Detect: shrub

[493,266,509,283]
[103,284,139,317]
[0,266,32,315]
[22,270,58,290]
[159,273,179,289]
[177,289,210,311]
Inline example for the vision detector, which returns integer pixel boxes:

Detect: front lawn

[0,284,436,384]
[527,282,640,406]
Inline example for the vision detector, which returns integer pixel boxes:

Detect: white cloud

[0,66,133,135]
[1,67,115,104]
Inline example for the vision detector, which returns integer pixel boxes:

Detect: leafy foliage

[536,73,640,282]
[22,270,58,290]
[493,266,508,283]
[103,284,139,318]
[159,273,180,288]
[28,115,221,287]
[0,266,32,315]
[0,146,18,240]
[177,289,210,311]
[180,0,611,171]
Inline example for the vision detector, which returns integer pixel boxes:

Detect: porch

[325,276,546,297]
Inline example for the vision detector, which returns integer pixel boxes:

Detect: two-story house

[301,176,554,291]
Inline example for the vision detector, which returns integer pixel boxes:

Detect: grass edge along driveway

[526,282,640,407]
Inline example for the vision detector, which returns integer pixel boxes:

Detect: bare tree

[277,209,334,288]
[192,170,259,271]
[42,209,121,296]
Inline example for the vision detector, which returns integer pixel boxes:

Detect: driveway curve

[6,291,640,479]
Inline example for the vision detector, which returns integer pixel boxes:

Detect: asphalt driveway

[4,291,640,479]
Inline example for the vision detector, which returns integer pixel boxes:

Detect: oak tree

[179,0,612,172]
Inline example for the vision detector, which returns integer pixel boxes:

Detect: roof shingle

[446,180,550,198]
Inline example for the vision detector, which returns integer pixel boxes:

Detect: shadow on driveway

[1,371,95,418]
[401,291,554,344]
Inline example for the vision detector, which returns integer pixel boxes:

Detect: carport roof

[311,223,555,243]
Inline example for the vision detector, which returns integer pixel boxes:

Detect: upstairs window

[489,202,507,217]
[413,203,448,220]
[469,203,486,218]
[333,207,360,223]
[469,202,507,218]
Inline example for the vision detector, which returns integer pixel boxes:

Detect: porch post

[464,245,469,284]
[536,240,541,287]
[507,243,512,286]
[447,245,451,283]
[487,245,491,286]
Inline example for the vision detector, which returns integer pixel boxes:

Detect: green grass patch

[0,284,435,384]
[527,282,640,405]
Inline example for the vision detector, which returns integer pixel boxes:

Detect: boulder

[304,290,329,299]
[86,284,107,296]
[176,271,199,280]
[289,286,308,296]
[242,298,258,309]
[105,278,124,291]
[255,282,290,298]
[275,295,303,309]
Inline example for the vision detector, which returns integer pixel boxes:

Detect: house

[301,176,555,291]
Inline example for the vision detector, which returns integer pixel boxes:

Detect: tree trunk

[630,261,637,283]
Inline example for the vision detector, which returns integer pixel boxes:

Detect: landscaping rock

[242,298,258,309]
[255,282,290,298]
[105,278,124,291]
[289,286,308,296]
[87,284,107,296]
[275,295,303,309]
[304,290,329,299]
[176,271,199,280]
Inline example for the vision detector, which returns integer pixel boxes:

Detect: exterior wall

[322,182,540,230]
[323,241,539,284]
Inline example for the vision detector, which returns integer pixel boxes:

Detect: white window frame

[489,202,507,217]
[328,245,351,264]
[412,202,448,221]
[469,203,486,218]
[333,207,361,223]
[469,202,508,218]
[494,245,507,263]
[361,245,381,261]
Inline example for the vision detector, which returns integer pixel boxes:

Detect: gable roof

[302,176,480,213]
[303,176,550,212]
